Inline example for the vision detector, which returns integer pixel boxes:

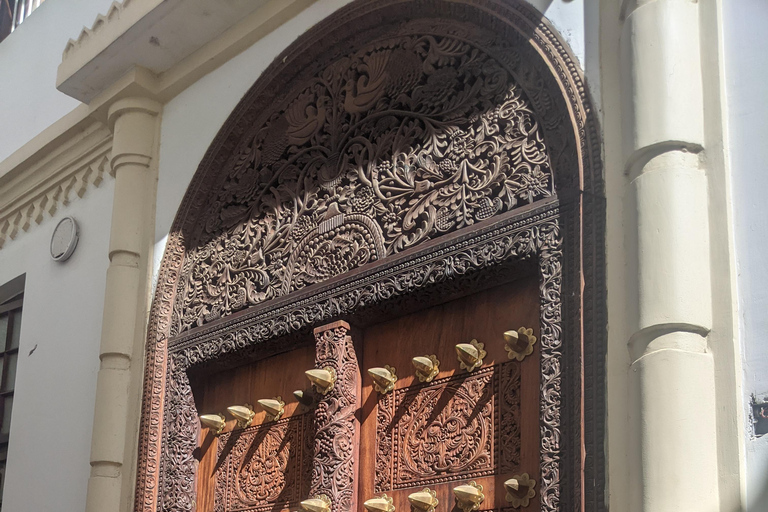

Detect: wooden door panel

[360,277,541,512]
[196,346,317,512]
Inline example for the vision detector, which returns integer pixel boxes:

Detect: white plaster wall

[0,180,113,512]
[723,0,768,508]
[0,0,113,162]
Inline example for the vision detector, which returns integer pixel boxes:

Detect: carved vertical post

[310,321,360,512]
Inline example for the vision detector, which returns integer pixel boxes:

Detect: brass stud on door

[199,413,226,435]
[293,388,317,407]
[305,367,337,395]
[226,404,255,429]
[453,481,485,512]
[412,355,440,383]
[364,494,395,512]
[300,495,332,512]
[257,397,285,421]
[368,365,398,394]
[504,327,537,361]
[504,474,536,508]
[408,488,438,512]
[455,339,486,372]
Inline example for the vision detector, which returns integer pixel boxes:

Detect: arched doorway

[134,2,604,511]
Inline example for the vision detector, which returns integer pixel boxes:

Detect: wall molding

[0,120,112,249]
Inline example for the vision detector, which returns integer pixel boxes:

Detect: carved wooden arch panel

[135,2,605,512]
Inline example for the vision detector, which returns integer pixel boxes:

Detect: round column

[621,1,719,511]
[86,97,161,512]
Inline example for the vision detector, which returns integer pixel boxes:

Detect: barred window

[0,279,22,510]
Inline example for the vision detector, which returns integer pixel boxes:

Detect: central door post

[310,321,361,512]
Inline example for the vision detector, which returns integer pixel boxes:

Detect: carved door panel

[195,346,317,512]
[359,278,541,512]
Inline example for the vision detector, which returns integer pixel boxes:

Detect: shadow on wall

[743,472,768,512]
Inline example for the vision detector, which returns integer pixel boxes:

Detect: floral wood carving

[374,362,520,492]
[154,208,561,512]
[171,20,555,334]
[214,414,313,512]
[310,321,360,511]
[137,1,606,512]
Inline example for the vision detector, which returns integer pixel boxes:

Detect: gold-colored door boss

[305,367,336,394]
[453,481,485,512]
[504,327,536,361]
[256,397,285,421]
[368,366,397,394]
[226,404,255,429]
[455,339,486,372]
[504,474,537,508]
[407,488,438,512]
[363,495,395,512]
[199,413,225,435]
[300,495,331,512]
[411,355,440,382]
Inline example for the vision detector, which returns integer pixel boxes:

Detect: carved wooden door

[194,346,318,512]
[358,278,541,512]
[195,276,540,512]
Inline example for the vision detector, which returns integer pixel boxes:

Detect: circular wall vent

[50,216,79,262]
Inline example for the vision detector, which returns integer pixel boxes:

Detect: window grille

[0,287,22,510]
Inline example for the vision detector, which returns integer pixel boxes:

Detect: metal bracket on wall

[751,394,768,437]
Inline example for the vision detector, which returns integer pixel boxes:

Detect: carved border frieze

[0,123,112,250]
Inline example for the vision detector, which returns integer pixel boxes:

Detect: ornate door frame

[134,1,605,512]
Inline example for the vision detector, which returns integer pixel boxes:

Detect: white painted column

[86,97,161,512]
[621,1,719,511]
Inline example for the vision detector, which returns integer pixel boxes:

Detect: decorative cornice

[62,0,139,59]
[57,0,317,104]
[0,122,112,249]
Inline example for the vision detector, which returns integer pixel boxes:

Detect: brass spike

[363,494,395,512]
[293,388,316,407]
[257,397,285,421]
[504,327,537,362]
[199,413,226,435]
[408,488,438,512]
[504,474,536,508]
[300,495,332,512]
[305,367,336,395]
[456,339,486,372]
[411,355,440,383]
[368,365,397,394]
[453,482,484,512]
[226,404,255,429]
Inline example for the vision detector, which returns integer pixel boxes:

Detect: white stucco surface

[0,180,113,512]
[723,0,768,508]
[0,0,113,163]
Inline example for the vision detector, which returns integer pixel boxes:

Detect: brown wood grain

[195,275,541,512]
[194,346,316,512]
[359,276,541,512]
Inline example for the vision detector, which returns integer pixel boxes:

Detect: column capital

[107,97,162,132]
[108,97,162,173]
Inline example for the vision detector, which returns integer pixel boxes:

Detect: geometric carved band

[375,361,521,492]
[310,321,360,511]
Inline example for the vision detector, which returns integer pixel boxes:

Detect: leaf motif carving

[174,28,554,334]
